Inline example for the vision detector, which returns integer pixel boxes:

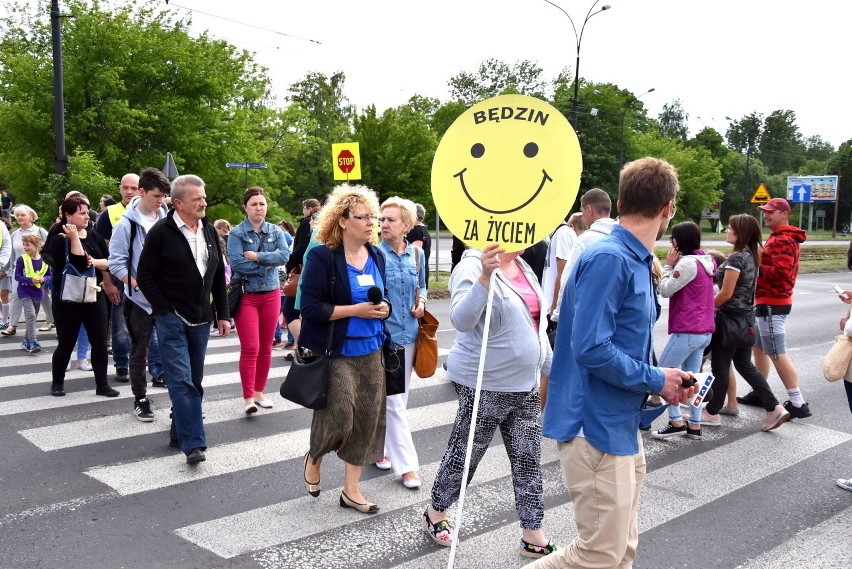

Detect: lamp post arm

[578,1,607,52]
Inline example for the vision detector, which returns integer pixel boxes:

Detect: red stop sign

[337,149,355,173]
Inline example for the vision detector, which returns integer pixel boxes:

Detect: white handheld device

[833,284,848,300]
[690,372,715,408]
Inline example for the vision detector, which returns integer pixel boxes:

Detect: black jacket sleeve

[286,216,312,272]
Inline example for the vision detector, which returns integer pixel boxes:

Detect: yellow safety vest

[22,254,49,288]
[107,202,126,228]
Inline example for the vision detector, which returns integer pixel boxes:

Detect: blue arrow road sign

[791,184,811,203]
[246,163,268,169]
[226,162,246,168]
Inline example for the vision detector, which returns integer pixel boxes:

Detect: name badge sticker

[356,274,376,287]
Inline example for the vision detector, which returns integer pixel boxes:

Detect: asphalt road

[1,272,851,569]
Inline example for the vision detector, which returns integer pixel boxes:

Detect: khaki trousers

[528,434,645,569]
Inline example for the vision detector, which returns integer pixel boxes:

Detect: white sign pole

[447,270,496,569]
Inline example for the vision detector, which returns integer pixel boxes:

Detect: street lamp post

[593,87,655,174]
[544,1,611,129]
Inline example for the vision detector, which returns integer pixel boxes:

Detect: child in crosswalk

[14,233,51,353]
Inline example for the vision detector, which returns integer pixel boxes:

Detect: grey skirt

[309,349,386,466]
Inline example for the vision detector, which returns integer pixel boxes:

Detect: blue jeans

[111,280,130,369]
[155,311,210,453]
[148,329,162,379]
[77,325,89,360]
[659,332,711,424]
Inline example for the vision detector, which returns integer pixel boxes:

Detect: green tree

[688,127,728,161]
[632,132,723,221]
[804,134,835,162]
[0,0,279,214]
[726,113,763,210]
[827,140,852,225]
[353,98,438,213]
[658,99,689,141]
[431,100,468,141]
[447,59,549,106]
[758,110,804,175]
[281,71,354,209]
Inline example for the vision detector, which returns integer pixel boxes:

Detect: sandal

[519,539,559,559]
[422,508,453,547]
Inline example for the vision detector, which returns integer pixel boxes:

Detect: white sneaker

[78,359,93,371]
[836,478,852,492]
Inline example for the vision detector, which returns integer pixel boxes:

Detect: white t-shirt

[541,224,575,312]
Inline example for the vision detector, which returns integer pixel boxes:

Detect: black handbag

[713,308,756,348]
[279,341,332,410]
[280,275,336,409]
[227,275,245,318]
[384,340,405,396]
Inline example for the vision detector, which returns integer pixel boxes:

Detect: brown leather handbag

[412,247,439,378]
[282,265,301,297]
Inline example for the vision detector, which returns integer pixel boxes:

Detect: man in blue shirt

[531,157,696,569]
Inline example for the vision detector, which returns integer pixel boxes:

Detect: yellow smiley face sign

[432,94,582,252]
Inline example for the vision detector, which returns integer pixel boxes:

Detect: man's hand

[657,367,697,406]
[217,319,230,337]
[102,277,120,305]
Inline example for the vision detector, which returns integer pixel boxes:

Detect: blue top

[542,225,665,455]
[341,255,385,356]
[299,244,390,358]
[377,241,427,345]
[228,219,290,292]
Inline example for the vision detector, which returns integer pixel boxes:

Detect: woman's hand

[355,301,389,319]
[665,247,680,267]
[479,244,504,288]
[411,299,425,319]
[244,251,259,262]
[63,224,79,241]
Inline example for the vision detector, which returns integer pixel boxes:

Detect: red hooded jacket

[755,225,807,305]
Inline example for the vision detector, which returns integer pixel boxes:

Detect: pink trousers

[234,290,280,399]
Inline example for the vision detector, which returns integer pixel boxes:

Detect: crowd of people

[4,156,843,564]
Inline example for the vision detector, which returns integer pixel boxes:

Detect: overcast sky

[74,1,852,150]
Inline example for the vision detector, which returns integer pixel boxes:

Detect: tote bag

[60,241,98,303]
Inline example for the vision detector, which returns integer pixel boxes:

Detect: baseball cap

[758,197,791,213]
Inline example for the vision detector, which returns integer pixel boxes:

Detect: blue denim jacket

[227,219,290,292]
[378,241,427,345]
[542,225,665,455]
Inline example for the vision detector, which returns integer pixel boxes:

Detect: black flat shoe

[339,491,378,514]
[50,385,65,397]
[96,386,120,397]
[304,452,320,497]
[186,448,206,464]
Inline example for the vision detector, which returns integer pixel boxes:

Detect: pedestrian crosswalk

[1,328,851,569]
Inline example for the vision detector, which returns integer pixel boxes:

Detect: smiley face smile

[454,168,554,215]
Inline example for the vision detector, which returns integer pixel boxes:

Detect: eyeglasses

[378,216,398,223]
[351,214,378,222]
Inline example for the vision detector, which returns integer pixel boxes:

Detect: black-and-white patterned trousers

[430,382,544,529]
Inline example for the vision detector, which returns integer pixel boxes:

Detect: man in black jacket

[137,174,230,465]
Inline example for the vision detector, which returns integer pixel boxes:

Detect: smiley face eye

[523,142,538,158]
[471,143,485,158]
